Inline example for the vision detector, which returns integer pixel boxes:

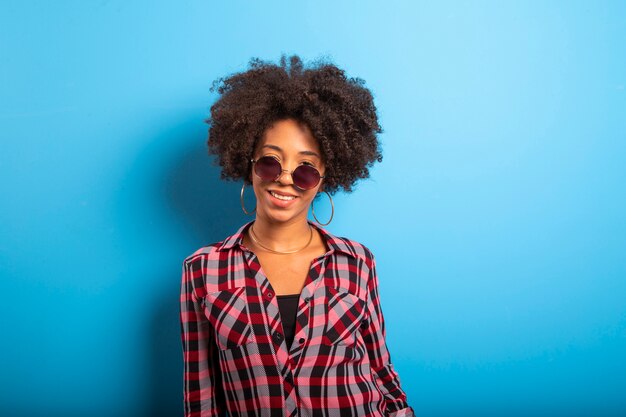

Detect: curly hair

[206,54,383,195]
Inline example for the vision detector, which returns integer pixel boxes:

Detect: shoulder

[180,239,239,297]
[182,222,250,265]
[327,232,376,270]
[325,234,381,301]
[182,241,224,266]
[180,223,252,292]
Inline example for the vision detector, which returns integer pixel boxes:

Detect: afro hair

[206,53,383,195]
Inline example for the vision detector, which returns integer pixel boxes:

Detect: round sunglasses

[250,156,325,191]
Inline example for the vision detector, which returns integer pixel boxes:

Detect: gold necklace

[249,223,313,254]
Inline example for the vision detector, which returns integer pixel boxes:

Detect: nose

[275,168,295,186]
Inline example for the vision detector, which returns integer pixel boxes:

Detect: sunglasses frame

[250,155,325,191]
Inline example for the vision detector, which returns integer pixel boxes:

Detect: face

[249,118,326,225]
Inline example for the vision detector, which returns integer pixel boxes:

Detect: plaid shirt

[180,219,415,417]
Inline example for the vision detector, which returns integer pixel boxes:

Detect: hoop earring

[311,190,334,226]
[240,182,256,215]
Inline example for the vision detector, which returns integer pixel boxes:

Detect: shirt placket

[243,248,331,416]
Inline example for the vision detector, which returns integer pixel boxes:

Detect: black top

[276,294,299,350]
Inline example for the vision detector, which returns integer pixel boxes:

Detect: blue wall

[1,1,625,416]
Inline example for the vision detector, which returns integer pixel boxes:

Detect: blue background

[1,1,625,416]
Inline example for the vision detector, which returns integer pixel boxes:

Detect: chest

[255,252,319,295]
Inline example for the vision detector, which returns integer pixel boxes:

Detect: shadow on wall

[129,113,247,417]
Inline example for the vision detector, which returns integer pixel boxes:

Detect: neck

[250,216,311,252]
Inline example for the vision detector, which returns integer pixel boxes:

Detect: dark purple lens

[254,156,281,181]
[293,164,321,190]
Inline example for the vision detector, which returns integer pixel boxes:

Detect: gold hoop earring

[240,182,256,215]
[311,190,334,226]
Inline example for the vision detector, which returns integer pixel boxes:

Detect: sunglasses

[250,156,325,191]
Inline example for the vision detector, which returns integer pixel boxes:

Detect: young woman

[180,55,414,417]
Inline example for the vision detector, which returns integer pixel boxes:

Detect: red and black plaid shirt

[180,219,414,417]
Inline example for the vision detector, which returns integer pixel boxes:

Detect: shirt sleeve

[179,258,227,417]
[361,252,416,417]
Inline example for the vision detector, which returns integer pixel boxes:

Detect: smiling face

[249,118,326,225]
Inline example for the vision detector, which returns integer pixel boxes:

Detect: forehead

[258,119,321,157]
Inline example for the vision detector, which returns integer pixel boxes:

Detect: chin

[266,211,299,223]
[262,207,307,223]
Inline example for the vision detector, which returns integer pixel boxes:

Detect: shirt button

[273,331,283,343]
[299,337,305,344]
[304,297,311,303]
[266,291,273,299]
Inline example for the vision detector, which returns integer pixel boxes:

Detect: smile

[268,190,297,201]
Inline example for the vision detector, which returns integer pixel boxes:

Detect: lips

[267,190,298,208]
[268,189,298,198]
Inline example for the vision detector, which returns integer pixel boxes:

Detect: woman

[180,54,414,417]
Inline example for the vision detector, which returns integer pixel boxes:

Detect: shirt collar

[216,219,364,261]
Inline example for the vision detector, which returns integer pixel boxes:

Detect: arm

[362,253,415,417]
[180,258,227,417]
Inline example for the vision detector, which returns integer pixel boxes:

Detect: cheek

[301,190,319,206]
